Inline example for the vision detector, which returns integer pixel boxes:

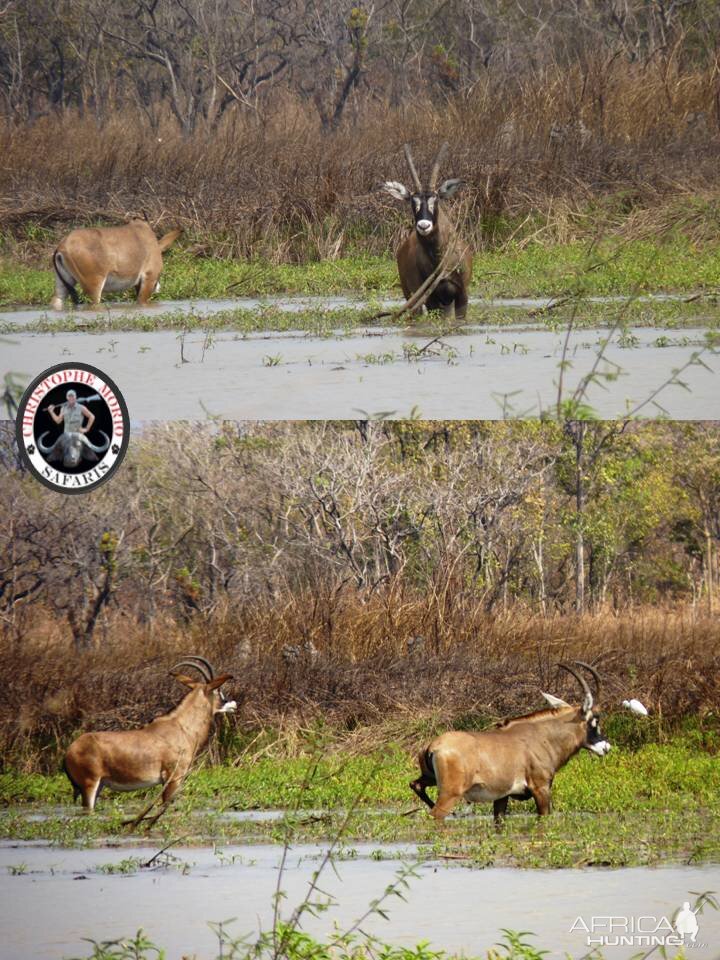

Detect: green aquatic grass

[1,732,718,867]
[0,253,398,308]
[0,746,413,809]
[477,236,720,297]
[3,297,720,338]
[0,304,391,337]
[162,253,399,299]
[1,801,716,869]
[2,235,720,308]
[3,724,719,812]
[417,807,720,869]
[0,262,49,305]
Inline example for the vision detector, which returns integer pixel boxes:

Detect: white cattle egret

[622,698,648,716]
[541,691,570,708]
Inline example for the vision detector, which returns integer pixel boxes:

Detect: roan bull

[51,217,181,310]
[410,661,610,823]
[63,656,236,826]
[38,430,110,468]
[381,142,472,320]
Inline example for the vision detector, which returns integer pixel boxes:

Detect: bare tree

[102,0,291,133]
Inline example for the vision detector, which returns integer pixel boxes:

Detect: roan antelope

[381,142,472,320]
[51,217,181,310]
[63,655,236,826]
[410,661,610,823]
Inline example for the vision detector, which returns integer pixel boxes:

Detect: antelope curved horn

[557,661,593,705]
[183,654,215,679]
[573,660,601,698]
[171,656,213,682]
[429,141,449,191]
[403,143,423,192]
[80,430,111,454]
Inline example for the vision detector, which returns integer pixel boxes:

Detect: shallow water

[0,292,693,327]
[2,324,717,419]
[1,842,718,959]
[216,806,403,821]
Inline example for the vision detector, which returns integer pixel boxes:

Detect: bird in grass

[622,698,649,716]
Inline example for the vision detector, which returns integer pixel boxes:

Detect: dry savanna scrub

[2,603,719,772]
[1,56,720,265]
[2,420,719,770]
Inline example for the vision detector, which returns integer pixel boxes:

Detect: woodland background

[1,0,720,259]
[1,420,718,767]
[2,4,720,765]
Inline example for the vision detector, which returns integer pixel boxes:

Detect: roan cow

[51,217,181,310]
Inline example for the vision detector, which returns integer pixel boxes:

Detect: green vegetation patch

[58,924,662,960]
[3,235,720,310]
[477,236,720,298]
[3,296,720,338]
[0,253,399,309]
[1,732,718,868]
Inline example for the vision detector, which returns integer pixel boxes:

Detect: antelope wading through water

[381,142,472,320]
[410,661,611,823]
[51,217,181,310]
[63,656,236,826]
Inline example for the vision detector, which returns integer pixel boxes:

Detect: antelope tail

[418,747,436,784]
[158,228,182,252]
[53,251,80,304]
[62,758,81,802]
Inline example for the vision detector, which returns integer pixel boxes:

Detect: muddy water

[2,325,717,419]
[1,843,718,959]
[0,292,691,327]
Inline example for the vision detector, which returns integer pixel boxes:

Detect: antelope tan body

[410,662,611,822]
[51,219,181,310]
[63,656,235,826]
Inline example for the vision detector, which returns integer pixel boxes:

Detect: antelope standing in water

[51,217,181,310]
[63,655,235,826]
[410,661,610,823]
[381,142,472,320]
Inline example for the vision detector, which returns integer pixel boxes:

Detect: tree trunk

[706,524,714,615]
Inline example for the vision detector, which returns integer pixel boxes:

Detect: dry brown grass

[1,56,719,263]
[3,598,718,771]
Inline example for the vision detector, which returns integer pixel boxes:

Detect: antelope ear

[173,673,200,689]
[437,178,464,199]
[541,691,570,708]
[207,673,234,691]
[582,692,594,715]
[381,180,411,201]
